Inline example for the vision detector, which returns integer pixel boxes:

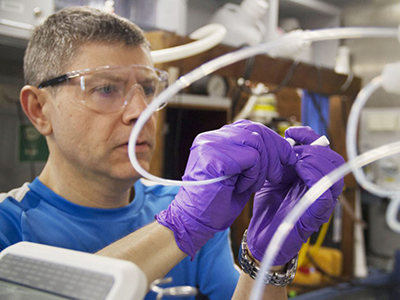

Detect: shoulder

[0,182,38,214]
[0,182,34,250]
[0,182,31,204]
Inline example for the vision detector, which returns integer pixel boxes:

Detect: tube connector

[266,30,311,58]
[382,61,400,95]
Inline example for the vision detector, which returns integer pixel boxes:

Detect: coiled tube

[128,27,398,186]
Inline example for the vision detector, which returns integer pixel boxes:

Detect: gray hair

[24,6,150,86]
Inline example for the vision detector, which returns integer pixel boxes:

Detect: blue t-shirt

[0,178,239,299]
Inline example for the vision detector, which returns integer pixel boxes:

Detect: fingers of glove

[247,214,305,264]
[231,120,297,181]
[252,191,287,222]
[183,144,262,193]
[285,126,322,145]
[236,120,298,167]
[294,160,339,200]
[306,197,337,227]
[294,145,346,169]
[270,198,336,265]
[295,152,344,198]
[247,180,308,262]
[193,121,279,187]
[273,224,315,265]
[193,124,268,172]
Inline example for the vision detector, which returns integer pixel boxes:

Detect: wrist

[238,230,298,287]
[247,248,286,272]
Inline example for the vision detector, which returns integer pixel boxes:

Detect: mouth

[118,140,151,152]
[135,140,151,152]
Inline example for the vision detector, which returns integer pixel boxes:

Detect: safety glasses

[38,64,169,113]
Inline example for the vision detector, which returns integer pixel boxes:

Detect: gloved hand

[156,119,297,259]
[247,126,345,266]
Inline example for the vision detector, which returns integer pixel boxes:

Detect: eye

[94,84,119,96]
[142,85,156,97]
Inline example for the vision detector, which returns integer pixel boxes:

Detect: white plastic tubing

[128,27,398,187]
[346,75,400,198]
[346,71,400,235]
[150,24,227,64]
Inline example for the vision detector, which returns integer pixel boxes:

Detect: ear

[20,86,53,136]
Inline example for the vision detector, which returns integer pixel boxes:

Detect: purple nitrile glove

[247,126,345,266]
[156,119,297,259]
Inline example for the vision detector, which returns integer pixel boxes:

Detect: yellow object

[298,215,332,268]
[293,246,343,285]
[297,238,310,268]
[293,266,323,285]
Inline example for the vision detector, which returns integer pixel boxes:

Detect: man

[0,6,344,300]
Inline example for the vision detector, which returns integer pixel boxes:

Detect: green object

[288,290,298,298]
[19,124,49,162]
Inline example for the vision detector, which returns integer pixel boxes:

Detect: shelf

[146,30,361,98]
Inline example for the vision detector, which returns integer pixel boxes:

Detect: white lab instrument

[210,0,268,47]
[0,0,54,39]
[0,242,147,300]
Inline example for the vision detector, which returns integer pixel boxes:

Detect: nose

[121,85,148,124]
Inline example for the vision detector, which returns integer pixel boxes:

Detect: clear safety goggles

[38,64,169,113]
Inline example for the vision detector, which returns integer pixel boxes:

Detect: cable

[269,60,300,94]
[230,55,255,122]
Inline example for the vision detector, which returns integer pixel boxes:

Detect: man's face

[45,43,157,182]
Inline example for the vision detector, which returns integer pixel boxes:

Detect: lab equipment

[150,277,197,300]
[151,23,227,64]
[0,241,147,300]
[346,66,400,235]
[0,0,54,39]
[210,0,268,47]
[347,65,400,198]
[233,82,278,124]
[128,27,398,187]
[346,76,396,198]
[156,119,296,258]
[359,109,400,190]
[0,1,226,65]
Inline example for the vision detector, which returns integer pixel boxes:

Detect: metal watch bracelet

[238,230,298,287]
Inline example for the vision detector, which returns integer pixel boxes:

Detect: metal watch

[238,230,298,287]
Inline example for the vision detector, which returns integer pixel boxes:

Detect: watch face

[206,75,227,97]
